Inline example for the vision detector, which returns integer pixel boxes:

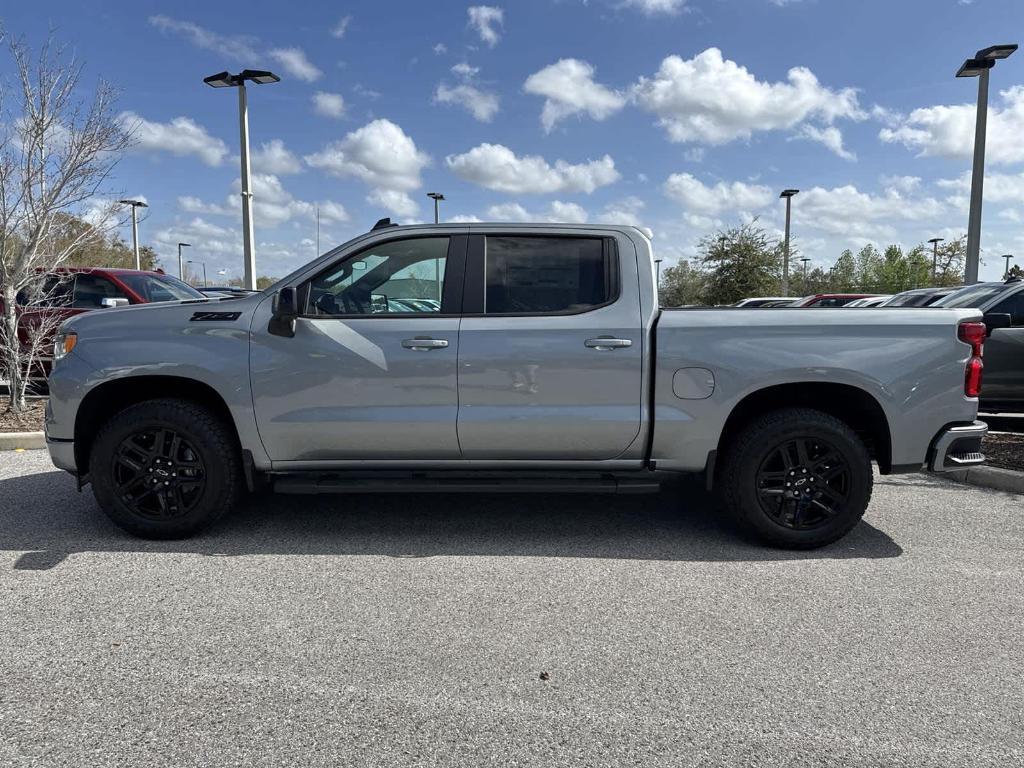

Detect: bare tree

[0,30,131,412]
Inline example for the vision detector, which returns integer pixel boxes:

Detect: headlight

[53,331,77,362]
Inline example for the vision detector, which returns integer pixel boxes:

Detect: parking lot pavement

[1,451,1022,767]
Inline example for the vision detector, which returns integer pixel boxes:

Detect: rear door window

[483,236,615,315]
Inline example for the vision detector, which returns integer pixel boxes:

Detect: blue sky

[3,0,1024,281]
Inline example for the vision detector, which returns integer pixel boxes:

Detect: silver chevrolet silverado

[45,223,990,547]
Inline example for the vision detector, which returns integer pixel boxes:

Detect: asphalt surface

[1,451,1022,767]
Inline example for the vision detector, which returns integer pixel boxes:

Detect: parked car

[733,296,793,307]
[7,268,205,386]
[877,287,957,308]
[845,296,893,307]
[933,278,1024,413]
[791,293,881,307]
[46,222,989,548]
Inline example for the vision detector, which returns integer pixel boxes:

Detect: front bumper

[46,435,77,473]
[928,421,988,472]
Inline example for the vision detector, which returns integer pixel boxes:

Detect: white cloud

[331,15,351,39]
[251,139,302,175]
[305,119,430,191]
[939,169,1024,205]
[468,6,504,47]
[433,43,448,55]
[598,196,646,228]
[486,201,589,223]
[880,175,922,194]
[795,184,947,239]
[621,0,687,14]
[795,124,856,161]
[313,91,346,119]
[179,176,348,229]
[119,111,228,166]
[664,173,773,216]
[270,47,322,82]
[524,59,626,132]
[434,83,500,122]
[633,48,864,146]
[879,86,1024,165]
[367,189,420,218]
[452,62,480,78]
[178,196,232,216]
[446,143,619,194]
[148,15,258,59]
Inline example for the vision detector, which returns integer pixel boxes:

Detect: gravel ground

[0,450,1022,767]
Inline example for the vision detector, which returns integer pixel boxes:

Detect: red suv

[8,268,205,387]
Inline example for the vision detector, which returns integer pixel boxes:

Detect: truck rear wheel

[89,398,241,539]
[716,407,873,549]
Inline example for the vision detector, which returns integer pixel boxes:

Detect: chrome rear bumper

[928,421,988,472]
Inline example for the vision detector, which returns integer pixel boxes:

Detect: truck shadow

[3,471,902,571]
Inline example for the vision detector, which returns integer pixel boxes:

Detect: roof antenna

[371,217,398,231]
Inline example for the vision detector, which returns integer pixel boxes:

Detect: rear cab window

[479,235,617,315]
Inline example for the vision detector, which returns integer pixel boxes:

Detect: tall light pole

[928,237,944,281]
[654,258,663,289]
[780,189,799,295]
[426,192,445,224]
[1003,254,1014,279]
[957,44,1017,285]
[800,257,811,293]
[177,242,191,280]
[187,259,207,288]
[203,69,281,290]
[119,199,148,269]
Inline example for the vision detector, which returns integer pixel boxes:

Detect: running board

[272,473,661,495]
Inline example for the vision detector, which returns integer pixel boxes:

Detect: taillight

[958,321,986,397]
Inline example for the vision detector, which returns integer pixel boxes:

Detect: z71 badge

[189,311,242,322]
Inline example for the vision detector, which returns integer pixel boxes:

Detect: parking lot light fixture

[203,69,280,290]
[779,190,799,295]
[957,44,1017,285]
[800,257,811,292]
[118,200,149,270]
[177,243,191,280]
[928,237,944,281]
[426,192,445,224]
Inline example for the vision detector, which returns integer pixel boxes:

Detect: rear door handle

[585,337,632,350]
[402,337,449,351]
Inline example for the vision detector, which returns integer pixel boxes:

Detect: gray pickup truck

[45,222,990,548]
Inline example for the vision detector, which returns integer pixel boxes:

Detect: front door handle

[402,337,449,351]
[585,337,632,351]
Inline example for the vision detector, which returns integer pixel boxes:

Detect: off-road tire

[716,407,873,549]
[89,398,241,539]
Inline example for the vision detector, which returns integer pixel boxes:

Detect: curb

[948,465,1024,495]
[0,431,45,451]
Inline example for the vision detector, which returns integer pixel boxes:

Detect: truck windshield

[933,284,1006,309]
[117,273,205,302]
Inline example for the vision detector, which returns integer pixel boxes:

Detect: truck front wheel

[89,398,242,539]
[716,407,873,549]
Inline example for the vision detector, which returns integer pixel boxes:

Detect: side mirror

[269,286,298,338]
[983,312,1012,336]
[100,297,129,308]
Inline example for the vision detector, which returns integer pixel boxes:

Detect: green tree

[698,221,782,305]
[659,260,706,306]
[48,213,159,271]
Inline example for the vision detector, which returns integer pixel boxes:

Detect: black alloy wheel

[112,428,207,519]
